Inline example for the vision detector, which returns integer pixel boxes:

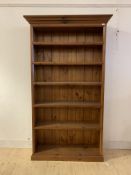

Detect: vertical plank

[30,26,36,153]
[59,32,68,144]
[76,31,84,145]
[51,31,60,145]
[59,32,68,121]
[100,25,106,155]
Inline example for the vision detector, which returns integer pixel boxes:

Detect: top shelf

[32,41,103,47]
[32,62,103,66]
[32,24,104,28]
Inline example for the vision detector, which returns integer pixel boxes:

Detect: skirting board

[104,141,131,149]
[0,140,32,148]
[0,140,131,149]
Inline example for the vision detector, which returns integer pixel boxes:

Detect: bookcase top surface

[24,14,112,25]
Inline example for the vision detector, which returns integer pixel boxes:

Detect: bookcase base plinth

[31,145,104,162]
[31,153,104,162]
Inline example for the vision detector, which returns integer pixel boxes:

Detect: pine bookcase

[24,15,112,161]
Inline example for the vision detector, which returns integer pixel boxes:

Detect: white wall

[104,8,131,148]
[0,2,131,148]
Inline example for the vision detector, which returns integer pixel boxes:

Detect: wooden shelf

[33,82,102,86]
[32,24,104,28]
[34,121,100,130]
[32,145,103,161]
[32,62,103,66]
[33,41,103,46]
[33,102,101,108]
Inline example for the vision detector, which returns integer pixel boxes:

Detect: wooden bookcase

[24,15,112,161]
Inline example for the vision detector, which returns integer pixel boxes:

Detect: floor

[0,149,131,175]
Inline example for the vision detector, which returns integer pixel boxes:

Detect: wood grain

[24,15,112,161]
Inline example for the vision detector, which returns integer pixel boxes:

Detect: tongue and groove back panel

[24,15,112,161]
